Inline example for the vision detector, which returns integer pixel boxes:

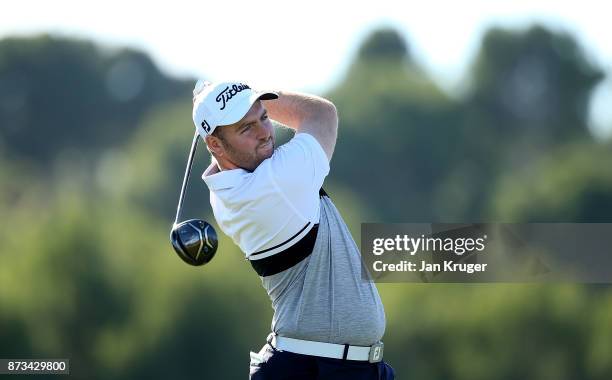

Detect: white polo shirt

[202,132,330,259]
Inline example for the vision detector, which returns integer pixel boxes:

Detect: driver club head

[170,219,218,266]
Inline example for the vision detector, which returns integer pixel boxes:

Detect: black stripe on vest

[249,223,319,277]
[248,188,329,277]
[249,222,312,258]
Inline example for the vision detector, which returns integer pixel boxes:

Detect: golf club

[170,130,218,266]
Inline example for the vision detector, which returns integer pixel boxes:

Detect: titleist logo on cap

[215,83,251,111]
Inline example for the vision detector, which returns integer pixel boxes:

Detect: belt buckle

[368,341,384,363]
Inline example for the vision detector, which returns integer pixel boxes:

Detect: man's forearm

[263,91,337,132]
[264,90,338,160]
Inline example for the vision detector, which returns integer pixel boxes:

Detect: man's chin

[260,142,274,157]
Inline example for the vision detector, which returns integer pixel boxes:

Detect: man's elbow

[319,99,339,130]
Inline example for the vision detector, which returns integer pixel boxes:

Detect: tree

[465,25,603,144]
[327,28,461,221]
[490,141,612,222]
[0,35,191,172]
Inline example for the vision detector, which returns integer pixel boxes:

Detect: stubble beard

[223,137,275,172]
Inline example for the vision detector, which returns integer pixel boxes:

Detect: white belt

[268,334,384,363]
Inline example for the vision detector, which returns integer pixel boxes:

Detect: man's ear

[205,135,224,157]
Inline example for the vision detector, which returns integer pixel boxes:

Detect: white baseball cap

[192,80,278,138]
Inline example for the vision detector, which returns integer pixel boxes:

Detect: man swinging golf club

[192,80,394,379]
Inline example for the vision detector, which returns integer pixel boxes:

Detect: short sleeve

[267,132,330,196]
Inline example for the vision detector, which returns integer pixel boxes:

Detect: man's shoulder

[263,133,330,178]
[275,132,327,158]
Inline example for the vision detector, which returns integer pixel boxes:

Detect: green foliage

[491,141,612,222]
[380,284,611,380]
[0,34,191,168]
[358,28,410,62]
[467,25,603,141]
[328,34,460,221]
[0,177,271,379]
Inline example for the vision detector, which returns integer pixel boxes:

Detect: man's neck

[207,157,243,173]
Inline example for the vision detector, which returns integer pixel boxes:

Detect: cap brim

[257,91,279,101]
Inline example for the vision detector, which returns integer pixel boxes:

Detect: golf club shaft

[173,131,199,226]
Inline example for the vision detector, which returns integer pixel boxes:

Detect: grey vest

[259,194,386,346]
